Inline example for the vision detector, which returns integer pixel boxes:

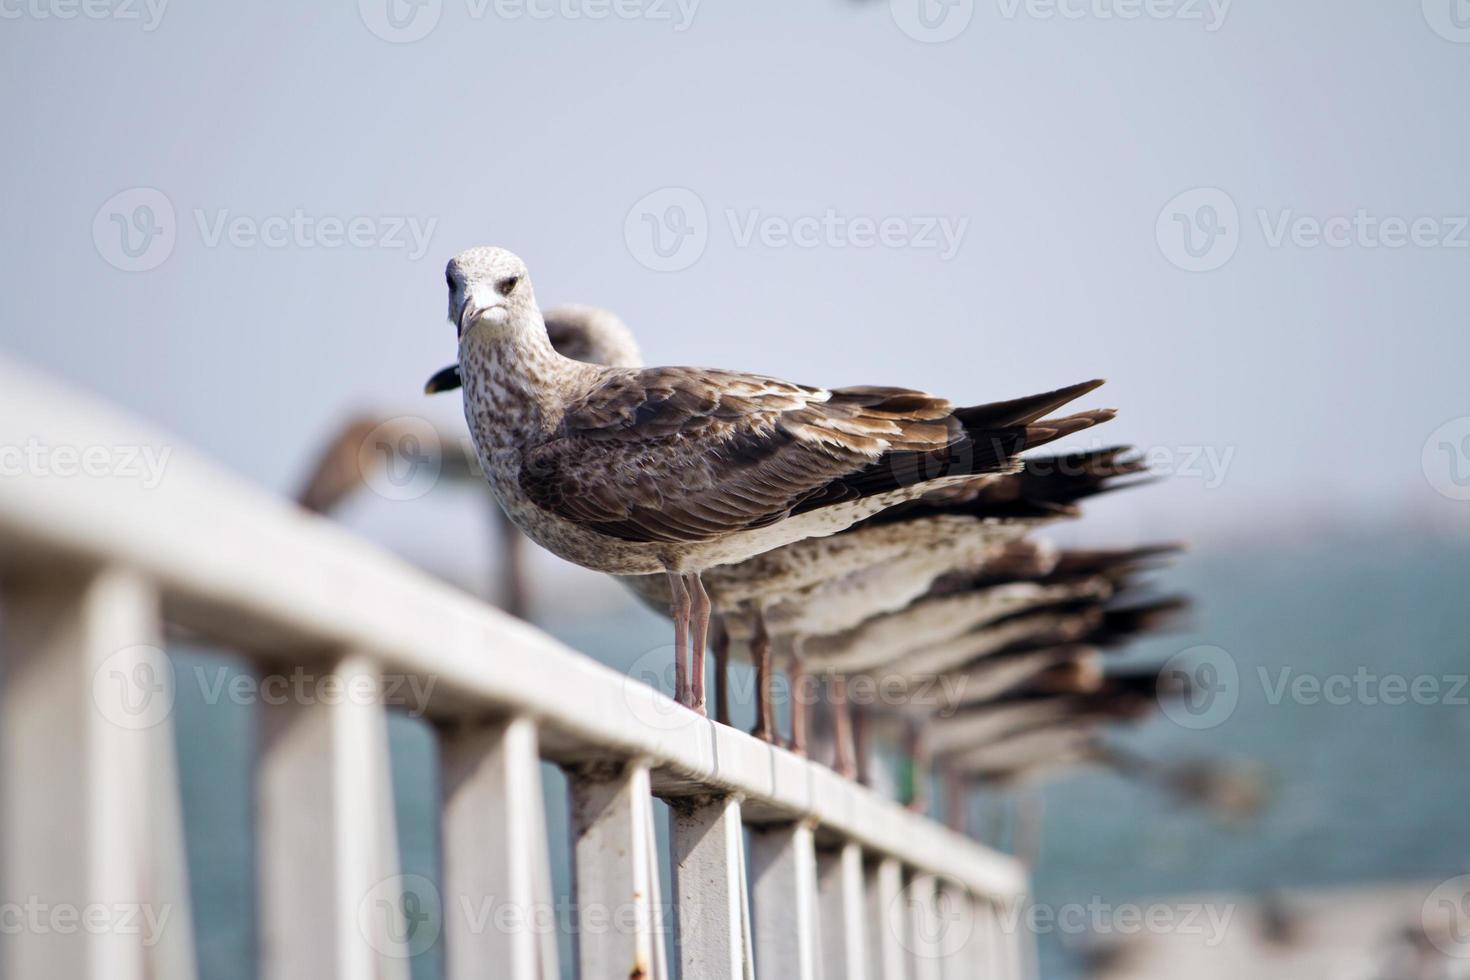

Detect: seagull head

[445,246,539,340]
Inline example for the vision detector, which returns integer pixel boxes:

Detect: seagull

[619,447,1142,745]
[445,245,1113,713]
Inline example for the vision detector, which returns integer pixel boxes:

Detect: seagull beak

[424,364,462,395]
[458,286,507,338]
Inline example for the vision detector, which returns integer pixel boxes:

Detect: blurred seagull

[443,245,1113,713]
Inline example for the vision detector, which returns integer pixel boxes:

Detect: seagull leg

[853,705,873,786]
[944,768,966,833]
[789,638,808,757]
[830,673,857,779]
[685,573,711,717]
[494,505,529,619]
[666,571,691,706]
[750,610,775,743]
[710,614,731,726]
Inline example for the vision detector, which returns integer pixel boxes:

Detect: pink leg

[789,641,808,757]
[750,611,775,743]
[710,614,730,726]
[853,705,873,786]
[830,673,856,779]
[666,572,691,706]
[685,573,711,717]
[944,768,966,832]
[494,505,529,619]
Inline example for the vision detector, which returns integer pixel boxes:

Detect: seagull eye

[497,275,521,297]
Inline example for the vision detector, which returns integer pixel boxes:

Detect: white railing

[0,359,1035,980]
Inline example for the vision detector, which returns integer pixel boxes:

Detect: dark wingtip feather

[1049,543,1187,580]
[1018,408,1117,451]
[1094,596,1192,645]
[424,364,463,395]
[954,379,1107,429]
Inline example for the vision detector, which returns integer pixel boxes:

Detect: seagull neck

[461,318,589,435]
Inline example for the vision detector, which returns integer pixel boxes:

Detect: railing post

[0,567,198,980]
[567,759,668,980]
[256,653,408,980]
[668,794,752,980]
[865,856,908,980]
[0,567,197,980]
[748,820,821,980]
[817,841,867,980]
[967,899,996,979]
[937,883,976,980]
[439,716,558,980]
[1009,896,1037,980]
[987,896,1027,980]
[906,872,942,980]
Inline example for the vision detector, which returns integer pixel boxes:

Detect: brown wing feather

[520,370,1108,545]
[519,368,963,543]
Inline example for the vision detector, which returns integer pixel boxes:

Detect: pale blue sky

[3,0,1468,563]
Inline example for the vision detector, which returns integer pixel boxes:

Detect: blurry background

[4,1,1470,977]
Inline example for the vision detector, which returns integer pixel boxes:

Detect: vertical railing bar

[863,857,906,980]
[439,715,558,980]
[736,822,755,977]
[988,895,1022,980]
[1000,898,1019,980]
[936,883,975,980]
[642,791,671,980]
[669,794,750,979]
[748,820,821,980]
[906,871,941,980]
[566,759,666,980]
[816,842,867,980]
[257,652,407,980]
[969,898,997,980]
[1013,896,1038,980]
[1,567,198,980]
